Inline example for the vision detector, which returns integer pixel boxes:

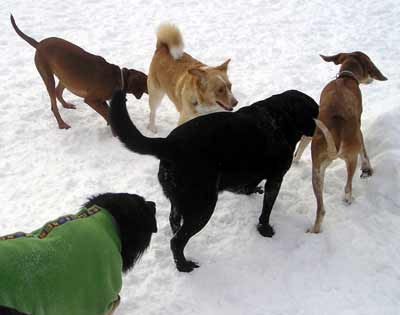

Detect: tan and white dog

[147,24,238,132]
[308,52,387,233]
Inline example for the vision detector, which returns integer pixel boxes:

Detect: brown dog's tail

[156,23,184,60]
[10,14,38,48]
[314,119,338,159]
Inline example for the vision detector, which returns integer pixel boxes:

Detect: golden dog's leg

[344,156,357,204]
[147,86,165,133]
[308,162,328,233]
[55,81,76,109]
[359,131,373,178]
[293,136,312,162]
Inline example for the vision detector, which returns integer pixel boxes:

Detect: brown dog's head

[126,69,148,99]
[320,52,387,84]
[188,59,238,113]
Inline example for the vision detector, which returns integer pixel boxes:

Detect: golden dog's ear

[320,53,346,65]
[215,59,231,72]
[188,68,207,85]
[365,57,387,81]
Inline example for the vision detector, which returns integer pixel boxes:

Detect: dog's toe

[306,226,321,234]
[59,122,71,129]
[360,168,373,178]
[176,260,199,272]
[147,124,158,134]
[257,224,275,237]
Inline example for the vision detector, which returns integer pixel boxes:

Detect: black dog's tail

[10,14,38,48]
[110,90,171,159]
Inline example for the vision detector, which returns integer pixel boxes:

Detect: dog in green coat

[0,192,157,315]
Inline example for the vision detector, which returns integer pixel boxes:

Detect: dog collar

[120,67,127,91]
[336,70,359,84]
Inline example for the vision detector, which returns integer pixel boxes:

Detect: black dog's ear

[304,118,317,137]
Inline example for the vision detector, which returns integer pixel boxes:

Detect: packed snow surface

[1,0,399,314]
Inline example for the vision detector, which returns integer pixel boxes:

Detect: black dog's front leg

[257,177,283,237]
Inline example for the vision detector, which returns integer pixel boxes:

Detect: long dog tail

[110,90,172,159]
[156,23,184,60]
[10,14,38,48]
[314,119,338,159]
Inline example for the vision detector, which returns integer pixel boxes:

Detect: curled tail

[109,90,171,159]
[156,23,184,60]
[10,14,38,48]
[314,119,338,159]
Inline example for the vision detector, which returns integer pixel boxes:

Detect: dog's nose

[231,97,238,107]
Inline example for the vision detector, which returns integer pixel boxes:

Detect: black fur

[0,192,157,314]
[110,89,319,272]
[83,193,157,272]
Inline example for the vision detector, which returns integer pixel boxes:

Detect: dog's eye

[218,87,224,94]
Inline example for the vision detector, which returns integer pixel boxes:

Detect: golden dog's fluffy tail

[156,23,184,60]
[314,119,338,159]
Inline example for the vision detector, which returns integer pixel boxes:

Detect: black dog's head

[84,192,157,272]
[282,90,319,137]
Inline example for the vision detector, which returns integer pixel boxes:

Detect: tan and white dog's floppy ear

[320,53,346,65]
[215,58,231,72]
[188,68,207,85]
[365,58,388,81]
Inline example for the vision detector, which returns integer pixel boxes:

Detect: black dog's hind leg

[0,306,28,315]
[171,196,217,272]
[169,203,182,235]
[257,176,283,237]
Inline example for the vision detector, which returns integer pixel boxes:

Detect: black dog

[110,90,318,272]
[0,193,157,315]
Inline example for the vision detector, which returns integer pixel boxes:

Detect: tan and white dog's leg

[293,136,312,162]
[308,162,328,233]
[344,156,357,204]
[147,84,165,133]
[359,131,373,178]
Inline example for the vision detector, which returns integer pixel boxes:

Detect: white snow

[1,0,399,314]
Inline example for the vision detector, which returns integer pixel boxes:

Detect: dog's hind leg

[170,196,217,272]
[169,203,182,235]
[147,83,165,133]
[308,161,328,233]
[35,54,70,129]
[55,81,76,109]
[257,176,283,237]
[344,156,357,204]
[359,131,373,178]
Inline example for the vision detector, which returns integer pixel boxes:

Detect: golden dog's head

[320,51,387,84]
[188,59,238,113]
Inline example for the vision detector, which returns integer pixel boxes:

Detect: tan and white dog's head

[188,59,238,114]
[320,51,387,84]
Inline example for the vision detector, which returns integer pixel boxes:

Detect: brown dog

[11,15,147,130]
[147,23,238,133]
[308,52,387,233]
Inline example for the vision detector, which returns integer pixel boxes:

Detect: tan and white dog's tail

[156,23,184,60]
[314,119,338,159]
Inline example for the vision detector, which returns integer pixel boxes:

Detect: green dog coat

[0,205,122,315]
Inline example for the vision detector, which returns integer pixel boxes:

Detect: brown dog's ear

[365,58,388,81]
[320,53,347,65]
[215,58,231,72]
[127,70,148,99]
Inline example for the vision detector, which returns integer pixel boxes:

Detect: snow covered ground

[1,0,399,314]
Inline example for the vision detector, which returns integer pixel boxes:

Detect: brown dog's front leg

[84,98,110,123]
[257,177,283,237]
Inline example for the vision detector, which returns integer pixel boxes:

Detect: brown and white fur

[147,23,238,133]
[10,15,147,130]
[308,52,387,233]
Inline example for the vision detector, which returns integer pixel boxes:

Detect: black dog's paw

[176,260,200,272]
[257,224,275,237]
